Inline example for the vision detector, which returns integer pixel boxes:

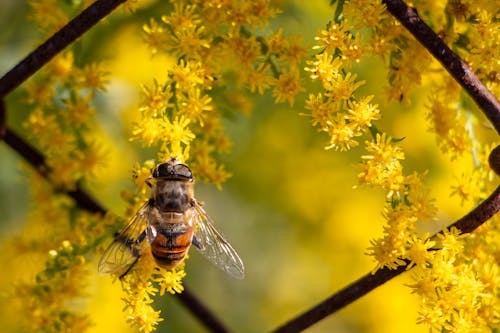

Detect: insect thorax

[152,179,194,213]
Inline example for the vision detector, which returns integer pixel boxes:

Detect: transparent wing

[192,202,245,279]
[98,201,152,276]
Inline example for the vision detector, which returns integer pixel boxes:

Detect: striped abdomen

[150,222,194,269]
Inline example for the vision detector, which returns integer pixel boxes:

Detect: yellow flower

[139,79,173,118]
[324,71,365,101]
[304,52,342,82]
[63,93,95,127]
[313,22,350,53]
[366,237,407,271]
[406,235,435,269]
[266,28,287,54]
[132,160,157,193]
[272,69,304,107]
[123,290,163,333]
[178,88,213,125]
[48,51,74,80]
[131,118,165,147]
[435,227,465,257]
[162,1,201,31]
[358,133,405,197]
[143,19,168,55]
[340,33,364,67]
[29,0,69,34]
[450,171,484,206]
[152,265,186,296]
[169,59,209,92]
[282,34,307,70]
[245,0,281,28]
[164,116,196,157]
[407,269,437,299]
[26,81,54,106]
[76,63,109,91]
[426,88,470,159]
[241,63,274,95]
[226,34,262,67]
[170,25,211,60]
[345,95,380,132]
[342,0,387,28]
[405,172,438,222]
[74,141,106,177]
[325,115,359,151]
[303,93,338,129]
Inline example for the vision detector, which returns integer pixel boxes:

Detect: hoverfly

[98,158,244,279]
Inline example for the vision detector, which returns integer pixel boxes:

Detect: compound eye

[173,164,192,179]
[153,163,169,178]
[153,162,192,179]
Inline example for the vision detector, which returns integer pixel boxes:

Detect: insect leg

[192,234,205,250]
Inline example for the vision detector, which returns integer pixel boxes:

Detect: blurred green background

[0,1,486,332]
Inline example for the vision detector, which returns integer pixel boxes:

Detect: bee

[98,158,244,279]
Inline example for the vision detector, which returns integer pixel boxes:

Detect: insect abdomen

[150,223,194,269]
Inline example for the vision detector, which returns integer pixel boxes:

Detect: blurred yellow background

[0,1,495,332]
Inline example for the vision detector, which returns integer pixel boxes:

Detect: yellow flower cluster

[360,137,499,330]
[304,21,380,151]
[4,193,118,332]
[12,239,92,332]
[125,0,308,330]
[409,226,500,331]
[119,249,185,333]
[362,134,438,270]
[358,133,405,197]
[24,50,108,190]
[301,10,439,277]
[137,0,306,185]
[309,2,500,331]
[1,2,122,332]
[454,5,500,99]
[418,9,500,327]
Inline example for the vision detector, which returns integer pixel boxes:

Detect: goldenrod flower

[345,96,380,132]
[272,70,304,106]
[162,2,201,31]
[303,93,336,129]
[63,93,96,127]
[143,19,168,55]
[26,81,54,106]
[305,52,342,83]
[426,85,471,159]
[29,0,69,33]
[325,115,358,151]
[406,235,435,269]
[48,51,74,80]
[131,118,165,147]
[140,79,173,118]
[169,59,210,91]
[450,171,484,205]
[178,88,214,125]
[153,265,186,296]
[77,63,109,91]
[266,28,287,55]
[241,63,274,95]
[313,22,350,53]
[342,0,387,28]
[358,133,405,197]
